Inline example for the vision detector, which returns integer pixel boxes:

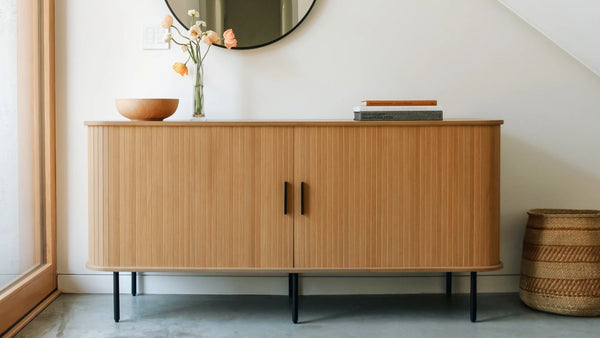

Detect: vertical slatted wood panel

[88,126,294,269]
[88,122,501,272]
[294,125,501,269]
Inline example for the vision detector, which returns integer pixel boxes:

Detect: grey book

[353,105,443,121]
[354,111,443,121]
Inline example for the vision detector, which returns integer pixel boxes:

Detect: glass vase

[193,62,205,119]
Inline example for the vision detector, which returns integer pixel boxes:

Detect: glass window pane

[0,0,39,291]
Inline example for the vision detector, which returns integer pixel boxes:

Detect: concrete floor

[14,293,600,337]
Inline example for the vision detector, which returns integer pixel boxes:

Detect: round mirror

[165,0,316,49]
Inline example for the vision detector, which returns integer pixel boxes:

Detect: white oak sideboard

[86,120,503,323]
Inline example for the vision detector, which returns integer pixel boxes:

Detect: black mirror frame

[164,0,317,50]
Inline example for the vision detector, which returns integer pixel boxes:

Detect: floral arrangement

[161,10,237,118]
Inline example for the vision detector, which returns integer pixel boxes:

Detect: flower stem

[193,61,204,117]
[170,37,187,46]
[170,25,190,40]
[201,44,212,63]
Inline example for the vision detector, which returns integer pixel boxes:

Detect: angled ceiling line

[497,0,600,78]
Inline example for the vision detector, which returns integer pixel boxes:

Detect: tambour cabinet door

[88,126,294,270]
[294,125,501,270]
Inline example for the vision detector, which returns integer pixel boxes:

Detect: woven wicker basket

[520,209,600,316]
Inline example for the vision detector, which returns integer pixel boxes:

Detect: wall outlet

[143,25,169,50]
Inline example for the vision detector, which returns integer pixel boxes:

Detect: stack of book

[353,100,443,121]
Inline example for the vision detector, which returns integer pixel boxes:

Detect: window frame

[0,0,57,335]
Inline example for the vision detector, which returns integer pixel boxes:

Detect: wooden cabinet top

[85,119,504,127]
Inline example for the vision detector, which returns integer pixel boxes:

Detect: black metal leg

[113,272,120,323]
[132,272,137,296]
[291,273,298,324]
[288,273,293,300]
[470,272,477,323]
[446,272,452,296]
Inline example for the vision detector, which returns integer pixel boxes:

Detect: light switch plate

[143,25,169,50]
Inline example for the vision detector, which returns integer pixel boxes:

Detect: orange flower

[189,25,202,41]
[161,15,173,29]
[201,30,219,46]
[223,29,237,49]
[172,62,188,76]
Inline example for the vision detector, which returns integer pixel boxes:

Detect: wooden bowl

[116,98,179,121]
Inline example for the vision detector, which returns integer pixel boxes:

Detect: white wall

[56,0,600,294]
[499,0,600,76]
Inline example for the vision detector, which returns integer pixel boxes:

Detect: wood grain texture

[1,0,57,334]
[0,265,55,335]
[294,125,501,270]
[43,0,57,275]
[115,98,178,121]
[2,290,60,338]
[85,120,503,127]
[87,122,502,273]
[84,264,502,273]
[88,126,294,269]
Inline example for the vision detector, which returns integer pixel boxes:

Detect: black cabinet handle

[301,182,305,215]
[284,182,288,215]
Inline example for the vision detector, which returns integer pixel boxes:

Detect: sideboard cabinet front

[294,126,501,270]
[87,126,294,270]
[87,121,502,273]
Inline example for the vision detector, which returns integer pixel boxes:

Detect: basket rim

[527,209,600,217]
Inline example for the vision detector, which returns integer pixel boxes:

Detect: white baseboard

[58,273,520,295]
